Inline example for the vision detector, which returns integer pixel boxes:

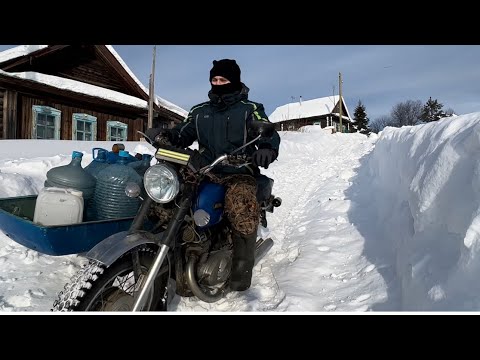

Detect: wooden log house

[0,45,187,141]
[269,95,354,133]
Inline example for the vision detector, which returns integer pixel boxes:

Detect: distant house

[0,45,188,141]
[269,95,354,133]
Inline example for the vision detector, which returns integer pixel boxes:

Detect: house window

[32,105,61,139]
[73,113,97,141]
[107,120,128,141]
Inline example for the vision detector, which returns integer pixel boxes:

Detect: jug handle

[92,148,108,160]
[44,187,70,194]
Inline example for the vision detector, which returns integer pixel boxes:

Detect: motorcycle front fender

[86,230,164,267]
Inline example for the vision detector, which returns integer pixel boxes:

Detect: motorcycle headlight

[144,164,180,203]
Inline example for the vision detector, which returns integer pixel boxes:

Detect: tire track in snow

[173,134,361,312]
[172,137,331,311]
[272,137,387,311]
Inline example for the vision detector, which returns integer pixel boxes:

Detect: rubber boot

[230,230,257,291]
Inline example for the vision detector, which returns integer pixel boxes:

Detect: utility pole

[287,96,295,121]
[339,72,343,133]
[147,45,157,130]
[330,85,336,127]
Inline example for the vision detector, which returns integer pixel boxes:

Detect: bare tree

[390,100,423,127]
[370,115,392,133]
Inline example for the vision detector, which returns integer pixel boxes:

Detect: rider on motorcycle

[145,58,281,291]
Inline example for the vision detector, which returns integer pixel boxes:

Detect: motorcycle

[52,120,282,311]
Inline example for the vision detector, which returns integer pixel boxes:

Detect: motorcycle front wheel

[52,246,170,312]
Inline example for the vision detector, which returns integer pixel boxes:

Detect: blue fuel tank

[192,182,226,228]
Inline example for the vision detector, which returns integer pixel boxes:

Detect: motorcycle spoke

[92,270,146,310]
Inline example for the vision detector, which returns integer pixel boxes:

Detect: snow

[1,113,480,312]
[0,70,150,109]
[0,45,48,64]
[269,95,353,124]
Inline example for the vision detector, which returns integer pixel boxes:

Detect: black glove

[144,128,175,146]
[252,148,277,169]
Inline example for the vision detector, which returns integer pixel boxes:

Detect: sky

[0,45,479,122]
[1,112,480,312]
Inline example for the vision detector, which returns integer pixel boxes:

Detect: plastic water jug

[92,150,143,220]
[128,153,152,177]
[84,148,111,221]
[44,151,96,200]
[106,143,139,164]
[33,187,84,226]
[85,148,110,179]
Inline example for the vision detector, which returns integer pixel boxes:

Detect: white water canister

[33,187,84,226]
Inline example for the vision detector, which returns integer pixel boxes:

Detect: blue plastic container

[128,153,152,177]
[84,148,112,221]
[85,148,110,179]
[92,150,143,220]
[44,151,96,200]
[106,143,139,164]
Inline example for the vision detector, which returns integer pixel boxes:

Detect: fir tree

[420,97,446,122]
[353,100,370,134]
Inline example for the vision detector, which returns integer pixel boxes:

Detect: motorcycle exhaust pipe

[185,255,226,303]
[185,237,274,303]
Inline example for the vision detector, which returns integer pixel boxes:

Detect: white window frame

[32,105,61,139]
[72,113,97,141]
[106,120,128,141]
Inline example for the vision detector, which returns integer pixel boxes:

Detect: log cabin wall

[3,90,18,139]
[0,88,4,139]
[273,114,353,132]
[20,95,144,140]
[274,115,326,131]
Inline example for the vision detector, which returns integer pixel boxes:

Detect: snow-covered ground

[1,113,480,312]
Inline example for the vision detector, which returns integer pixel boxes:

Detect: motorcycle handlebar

[226,154,252,162]
[199,154,252,175]
[139,130,254,174]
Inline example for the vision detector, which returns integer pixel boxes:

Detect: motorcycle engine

[196,249,232,286]
[181,219,233,287]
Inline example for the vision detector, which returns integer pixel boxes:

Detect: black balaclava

[209,59,242,95]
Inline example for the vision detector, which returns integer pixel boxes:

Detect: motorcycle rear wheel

[52,246,169,311]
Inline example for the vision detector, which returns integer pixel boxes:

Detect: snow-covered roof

[0,70,149,109]
[269,95,352,124]
[0,45,49,64]
[155,95,188,117]
[0,45,188,118]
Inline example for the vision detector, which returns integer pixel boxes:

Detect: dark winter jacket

[168,83,280,175]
